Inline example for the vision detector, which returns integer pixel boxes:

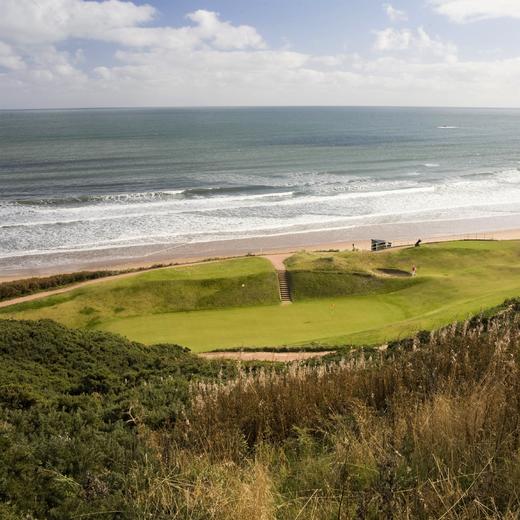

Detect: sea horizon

[1,106,520,275]
[3,104,520,112]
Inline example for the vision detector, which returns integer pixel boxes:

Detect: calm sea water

[1,107,520,265]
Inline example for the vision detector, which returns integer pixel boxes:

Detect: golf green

[3,241,520,351]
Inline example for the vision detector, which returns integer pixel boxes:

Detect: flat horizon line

[2,104,520,112]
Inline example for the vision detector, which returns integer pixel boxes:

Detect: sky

[1,0,520,109]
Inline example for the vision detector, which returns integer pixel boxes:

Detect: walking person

[412,265,417,277]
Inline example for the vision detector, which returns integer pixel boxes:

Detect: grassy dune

[0,257,279,329]
[2,241,520,351]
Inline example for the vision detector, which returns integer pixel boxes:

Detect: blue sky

[145,0,519,57]
[1,0,520,108]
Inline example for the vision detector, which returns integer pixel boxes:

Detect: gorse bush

[0,270,121,301]
[0,319,236,519]
[0,262,182,301]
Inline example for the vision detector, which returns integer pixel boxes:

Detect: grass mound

[1,257,279,329]
[285,240,515,299]
[288,269,417,299]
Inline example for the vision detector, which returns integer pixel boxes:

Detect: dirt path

[199,351,334,362]
[0,258,227,310]
[263,253,294,304]
[262,253,293,271]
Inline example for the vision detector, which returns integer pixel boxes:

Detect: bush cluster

[0,262,181,302]
[0,271,120,301]
[0,319,235,519]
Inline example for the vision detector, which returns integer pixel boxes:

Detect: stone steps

[277,270,292,303]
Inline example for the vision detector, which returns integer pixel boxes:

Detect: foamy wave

[206,190,295,201]
[495,168,520,183]
[3,168,520,261]
[272,185,436,208]
[424,163,440,168]
[450,168,520,189]
[330,185,436,200]
[437,126,458,129]
[15,190,185,206]
[12,187,296,207]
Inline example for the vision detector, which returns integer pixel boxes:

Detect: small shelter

[371,239,392,252]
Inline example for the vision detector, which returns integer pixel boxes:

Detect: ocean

[1,107,520,272]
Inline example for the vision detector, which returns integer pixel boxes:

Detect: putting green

[3,241,520,351]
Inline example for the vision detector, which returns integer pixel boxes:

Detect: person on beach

[412,265,417,276]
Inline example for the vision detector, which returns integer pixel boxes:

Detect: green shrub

[0,270,122,301]
[0,318,238,519]
[0,384,40,410]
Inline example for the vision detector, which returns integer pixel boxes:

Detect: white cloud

[0,0,156,44]
[373,27,457,62]
[186,10,265,50]
[0,41,25,70]
[1,0,520,108]
[384,4,408,22]
[104,10,265,51]
[374,28,413,51]
[0,1,265,51]
[0,0,266,107]
[431,0,520,23]
[5,44,520,108]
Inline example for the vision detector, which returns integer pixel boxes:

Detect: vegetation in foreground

[2,241,520,351]
[0,318,237,519]
[1,299,520,518]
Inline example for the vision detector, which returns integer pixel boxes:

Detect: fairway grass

[98,275,518,351]
[3,241,520,351]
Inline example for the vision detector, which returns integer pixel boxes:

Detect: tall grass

[127,302,520,519]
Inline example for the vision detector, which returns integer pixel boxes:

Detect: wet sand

[1,215,520,281]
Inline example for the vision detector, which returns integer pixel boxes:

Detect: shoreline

[1,217,520,282]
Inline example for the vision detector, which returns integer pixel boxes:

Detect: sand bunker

[376,268,412,277]
[199,351,334,362]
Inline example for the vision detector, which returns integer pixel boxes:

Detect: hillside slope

[2,301,520,519]
[0,319,234,519]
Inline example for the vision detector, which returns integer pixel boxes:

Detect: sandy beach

[1,214,519,282]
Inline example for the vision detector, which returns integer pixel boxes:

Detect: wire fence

[386,233,497,250]
[417,232,495,244]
